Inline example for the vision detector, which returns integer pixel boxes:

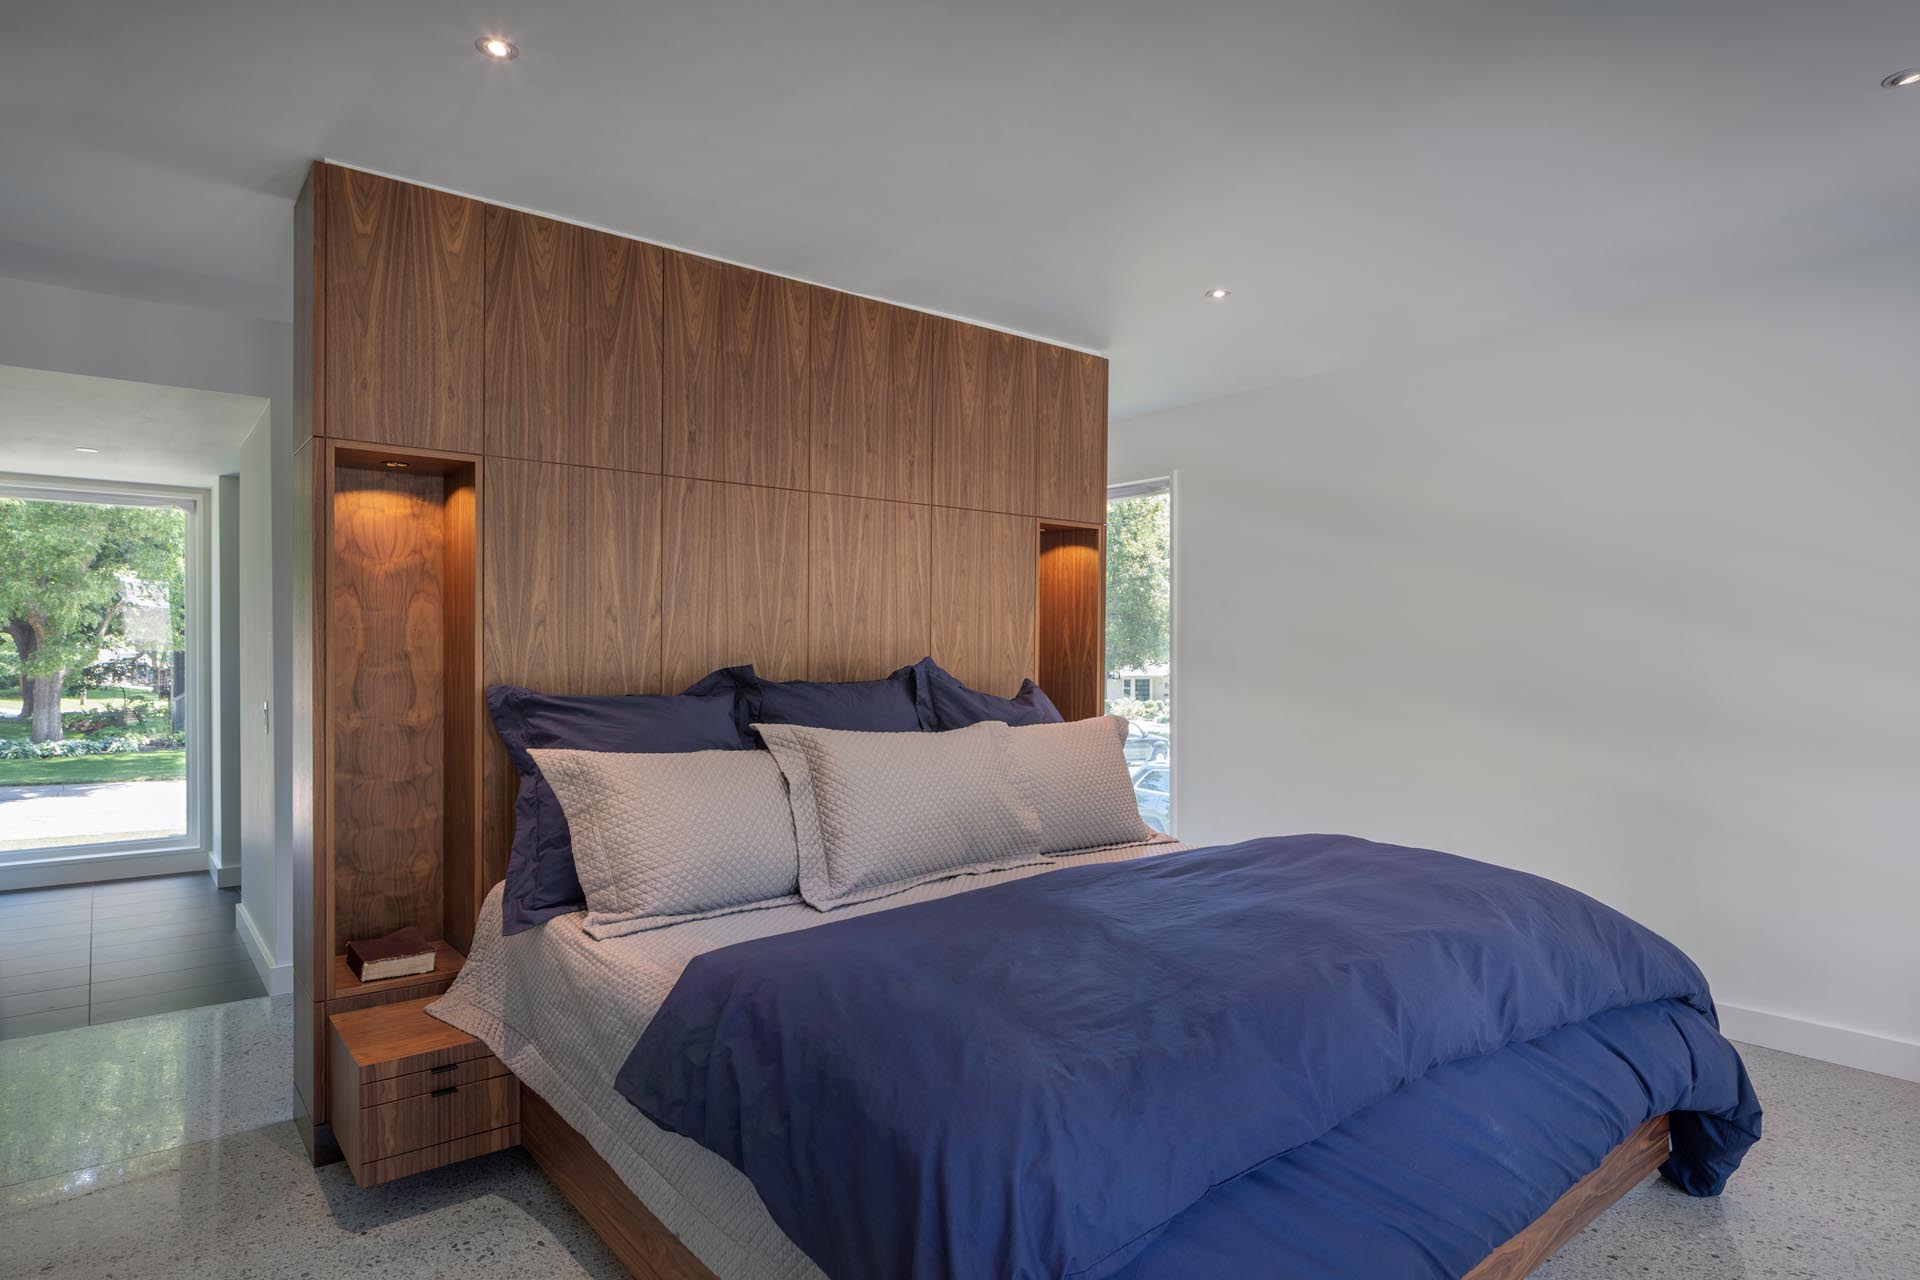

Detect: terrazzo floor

[0,995,1913,1279]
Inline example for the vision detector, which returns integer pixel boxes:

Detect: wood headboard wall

[289,162,1108,1158]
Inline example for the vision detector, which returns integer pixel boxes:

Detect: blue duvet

[616,835,1762,1279]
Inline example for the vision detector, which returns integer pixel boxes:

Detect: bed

[431,830,1760,1280]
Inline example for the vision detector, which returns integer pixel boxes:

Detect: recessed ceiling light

[74,446,99,454]
[1205,288,1231,300]
[1883,69,1920,88]
[476,35,519,60]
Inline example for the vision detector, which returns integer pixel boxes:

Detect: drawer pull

[429,1064,457,1075]
[431,1085,459,1098]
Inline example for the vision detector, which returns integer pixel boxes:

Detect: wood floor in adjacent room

[0,991,1913,1279]
[0,873,265,1039]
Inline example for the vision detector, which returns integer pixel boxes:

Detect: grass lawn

[0,748,185,787]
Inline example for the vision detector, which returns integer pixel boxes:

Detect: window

[0,479,208,863]
[1106,477,1172,834]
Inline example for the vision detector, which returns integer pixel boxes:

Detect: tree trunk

[27,671,64,742]
[171,650,187,731]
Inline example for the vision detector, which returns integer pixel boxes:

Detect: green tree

[1105,493,1170,673]
[0,497,183,742]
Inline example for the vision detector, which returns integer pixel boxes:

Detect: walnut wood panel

[329,468,447,952]
[294,167,321,451]
[361,1055,510,1108]
[482,459,663,885]
[930,508,1037,697]
[440,472,481,952]
[321,166,483,451]
[1033,347,1108,524]
[522,1086,721,1280]
[331,997,495,1080]
[660,478,808,689]
[662,252,810,488]
[357,1125,520,1187]
[485,208,662,471]
[1037,525,1104,720]
[811,291,933,503]
[292,438,322,1152]
[360,1074,518,1159]
[807,494,931,681]
[1465,1114,1672,1280]
[932,323,1037,515]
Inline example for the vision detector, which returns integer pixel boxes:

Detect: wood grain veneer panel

[931,323,1037,515]
[522,1086,720,1280]
[440,472,481,953]
[294,168,321,450]
[482,459,662,884]
[662,252,810,488]
[812,292,933,503]
[1464,1114,1672,1280]
[807,494,931,681]
[329,469,447,951]
[1037,524,1104,720]
[660,478,808,690]
[1033,347,1108,524]
[322,167,483,451]
[930,508,1037,697]
[292,439,322,1145]
[485,208,662,471]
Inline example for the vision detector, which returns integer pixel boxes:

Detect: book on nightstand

[345,926,436,982]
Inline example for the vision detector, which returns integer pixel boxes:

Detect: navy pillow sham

[747,664,935,733]
[915,657,1065,729]
[488,682,749,934]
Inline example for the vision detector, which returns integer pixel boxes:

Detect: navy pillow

[489,683,749,934]
[916,658,1065,729]
[748,664,935,733]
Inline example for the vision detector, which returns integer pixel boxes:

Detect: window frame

[0,473,212,869]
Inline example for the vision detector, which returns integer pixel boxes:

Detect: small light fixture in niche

[383,460,410,469]
[1883,69,1920,88]
[476,35,519,60]
[1205,287,1231,300]
[74,446,100,454]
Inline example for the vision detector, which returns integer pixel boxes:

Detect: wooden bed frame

[520,1078,1671,1280]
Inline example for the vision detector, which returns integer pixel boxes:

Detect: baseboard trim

[0,847,207,891]
[236,900,292,996]
[207,850,241,889]
[1719,1003,1920,1084]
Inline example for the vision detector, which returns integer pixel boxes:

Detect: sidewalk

[0,780,187,851]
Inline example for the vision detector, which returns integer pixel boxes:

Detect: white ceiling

[0,365,267,486]
[1,1,1916,418]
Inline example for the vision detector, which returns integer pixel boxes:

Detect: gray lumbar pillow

[531,747,801,938]
[754,719,1045,909]
[1003,714,1156,855]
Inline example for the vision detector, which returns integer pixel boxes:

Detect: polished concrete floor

[0,873,264,1039]
[0,995,1913,1279]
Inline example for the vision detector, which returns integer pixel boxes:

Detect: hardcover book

[345,926,436,982]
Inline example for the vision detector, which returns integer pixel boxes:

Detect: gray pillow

[1003,715,1157,854]
[530,747,802,938]
[754,720,1045,909]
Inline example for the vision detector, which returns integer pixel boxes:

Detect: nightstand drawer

[360,1053,511,1107]
[361,1072,519,1160]
[329,996,522,1186]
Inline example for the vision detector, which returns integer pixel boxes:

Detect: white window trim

[0,473,212,872]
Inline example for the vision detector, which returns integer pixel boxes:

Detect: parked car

[1130,762,1170,834]
[1122,719,1169,764]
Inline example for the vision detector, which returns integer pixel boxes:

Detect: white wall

[0,274,293,987]
[1111,242,1920,1078]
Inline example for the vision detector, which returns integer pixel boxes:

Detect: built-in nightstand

[327,996,518,1186]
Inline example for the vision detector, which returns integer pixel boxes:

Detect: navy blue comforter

[616,836,1761,1279]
